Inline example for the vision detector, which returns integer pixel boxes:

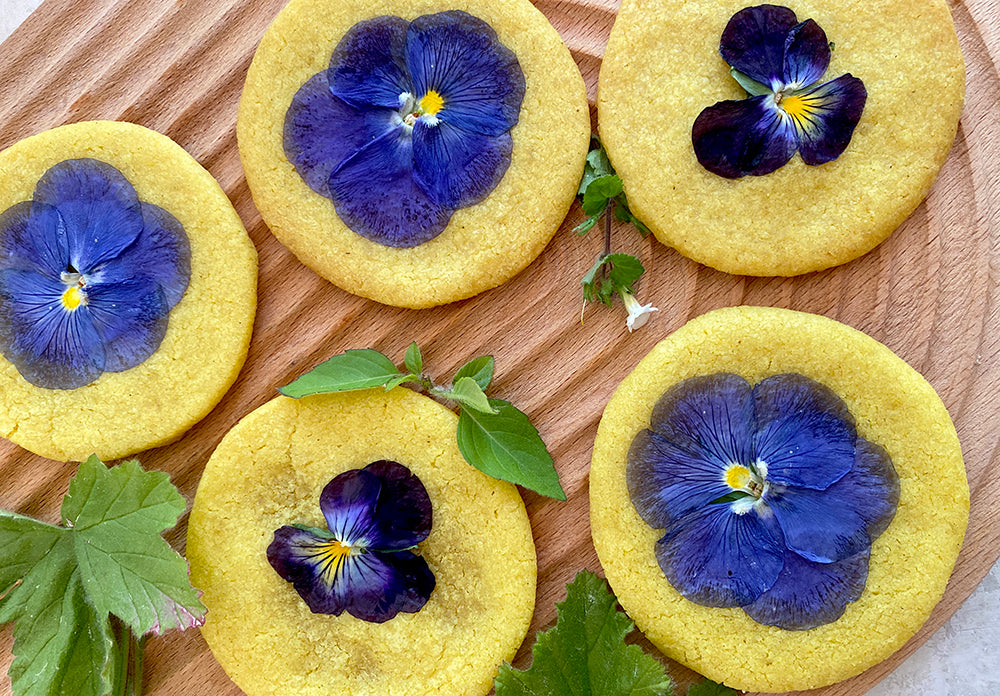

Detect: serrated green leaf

[65,457,206,636]
[456,399,564,500]
[0,511,66,624]
[453,355,495,391]
[404,342,423,375]
[449,377,498,415]
[495,571,673,696]
[582,175,624,216]
[730,67,771,96]
[687,679,738,696]
[578,144,615,195]
[279,349,401,397]
[605,253,645,294]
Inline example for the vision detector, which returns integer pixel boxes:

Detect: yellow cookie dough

[589,306,968,692]
[0,121,257,462]
[239,0,589,308]
[188,387,536,696]
[598,0,964,276]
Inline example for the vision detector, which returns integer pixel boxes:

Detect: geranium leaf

[687,678,739,696]
[65,456,206,636]
[456,399,564,500]
[279,348,402,397]
[495,570,673,696]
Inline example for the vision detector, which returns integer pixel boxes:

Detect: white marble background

[1,1,998,694]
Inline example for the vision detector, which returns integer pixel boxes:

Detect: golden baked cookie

[589,306,968,692]
[188,387,536,696]
[598,0,964,276]
[238,0,589,308]
[0,121,257,462]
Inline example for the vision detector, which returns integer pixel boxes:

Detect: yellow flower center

[779,94,809,119]
[724,464,752,490]
[314,540,353,583]
[419,90,444,116]
[61,286,83,311]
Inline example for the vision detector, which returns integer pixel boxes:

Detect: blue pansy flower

[284,10,525,248]
[627,373,899,630]
[692,5,867,179]
[267,460,435,623]
[0,159,191,390]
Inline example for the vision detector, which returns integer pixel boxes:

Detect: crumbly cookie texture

[188,387,536,696]
[239,0,589,308]
[0,121,257,462]
[589,306,968,692]
[599,0,964,276]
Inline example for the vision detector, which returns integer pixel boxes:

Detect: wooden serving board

[0,0,997,694]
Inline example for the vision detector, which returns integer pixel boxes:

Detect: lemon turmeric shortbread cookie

[598,0,964,276]
[239,0,589,308]
[0,121,257,462]
[188,387,536,696]
[590,306,968,692]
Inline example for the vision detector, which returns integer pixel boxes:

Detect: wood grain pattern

[0,0,997,694]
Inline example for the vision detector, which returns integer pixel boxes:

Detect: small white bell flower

[620,290,657,332]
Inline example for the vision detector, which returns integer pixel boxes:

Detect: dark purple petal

[285,72,401,198]
[340,550,435,622]
[692,95,798,178]
[412,121,512,208]
[0,269,105,389]
[752,374,855,490]
[792,74,867,166]
[84,279,169,374]
[719,5,800,88]
[32,159,143,273]
[320,468,382,546]
[656,504,785,607]
[743,548,869,629]
[90,203,190,310]
[648,373,756,468]
[406,11,524,137]
[782,19,830,88]
[0,202,69,277]
[362,460,432,550]
[764,437,899,563]
[328,15,411,109]
[627,429,732,530]
[328,127,451,247]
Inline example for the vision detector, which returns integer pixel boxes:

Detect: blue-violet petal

[328,127,451,247]
[719,5,800,88]
[752,373,855,490]
[85,279,169,374]
[781,19,830,88]
[328,15,411,110]
[406,11,525,137]
[412,121,513,209]
[765,437,899,563]
[0,202,69,277]
[743,548,869,630]
[319,467,382,547]
[338,549,435,623]
[793,74,868,166]
[656,503,785,607]
[692,95,798,178]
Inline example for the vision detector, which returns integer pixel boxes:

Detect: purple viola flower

[0,159,191,390]
[692,5,867,178]
[284,10,525,248]
[267,460,435,623]
[627,373,899,630]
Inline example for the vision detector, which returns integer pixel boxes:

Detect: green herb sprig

[687,679,739,696]
[494,570,673,696]
[0,455,205,696]
[279,343,565,500]
[576,139,657,331]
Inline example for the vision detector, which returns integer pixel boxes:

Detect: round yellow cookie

[188,387,536,696]
[598,0,964,276]
[0,121,257,462]
[238,0,590,308]
[589,306,968,692]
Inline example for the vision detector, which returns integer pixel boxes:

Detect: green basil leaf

[456,399,564,500]
[384,373,416,391]
[453,355,495,391]
[279,348,402,397]
[449,377,498,414]
[404,342,423,375]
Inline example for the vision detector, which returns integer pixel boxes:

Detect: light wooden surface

[0,0,997,694]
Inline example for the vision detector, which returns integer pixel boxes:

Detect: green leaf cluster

[0,456,205,696]
[687,679,739,696]
[582,253,645,308]
[574,140,650,237]
[494,570,673,696]
[280,343,565,500]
